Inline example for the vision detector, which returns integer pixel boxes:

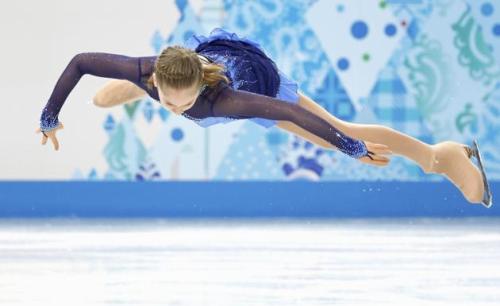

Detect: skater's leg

[295,91,484,203]
[93,80,147,108]
[276,120,335,150]
[296,91,435,172]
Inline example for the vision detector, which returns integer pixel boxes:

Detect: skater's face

[153,73,201,115]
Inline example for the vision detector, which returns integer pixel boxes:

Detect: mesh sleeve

[39,52,147,132]
[210,84,368,159]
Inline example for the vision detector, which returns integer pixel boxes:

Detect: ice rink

[1,218,499,305]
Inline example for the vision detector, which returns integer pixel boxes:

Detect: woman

[36,28,492,207]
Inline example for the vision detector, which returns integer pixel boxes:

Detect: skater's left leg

[294,91,484,204]
[295,91,436,173]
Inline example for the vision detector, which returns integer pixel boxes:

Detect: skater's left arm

[207,84,372,159]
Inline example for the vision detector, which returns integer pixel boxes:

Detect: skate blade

[471,140,493,208]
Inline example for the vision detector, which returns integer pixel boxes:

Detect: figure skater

[36,28,492,207]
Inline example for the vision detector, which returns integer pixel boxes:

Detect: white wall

[0,0,204,179]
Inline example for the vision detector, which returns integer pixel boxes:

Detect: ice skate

[464,140,493,208]
[430,141,487,206]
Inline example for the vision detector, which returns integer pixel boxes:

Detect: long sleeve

[187,82,369,159]
[39,52,156,132]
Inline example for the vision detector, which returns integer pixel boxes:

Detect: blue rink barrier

[0,181,498,218]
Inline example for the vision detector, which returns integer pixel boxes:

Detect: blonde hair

[146,45,229,91]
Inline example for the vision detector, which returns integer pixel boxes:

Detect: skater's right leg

[93,80,147,108]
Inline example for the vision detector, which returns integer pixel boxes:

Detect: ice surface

[0,218,499,306]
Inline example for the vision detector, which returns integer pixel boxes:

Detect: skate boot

[429,140,492,207]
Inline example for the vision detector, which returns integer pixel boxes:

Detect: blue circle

[337,4,344,12]
[384,23,397,36]
[171,128,184,142]
[481,3,494,16]
[337,58,350,70]
[351,21,369,39]
[493,23,500,36]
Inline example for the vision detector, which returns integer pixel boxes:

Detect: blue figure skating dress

[183,27,298,128]
[39,28,369,159]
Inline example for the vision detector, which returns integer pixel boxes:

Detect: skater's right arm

[39,52,153,133]
[37,52,157,150]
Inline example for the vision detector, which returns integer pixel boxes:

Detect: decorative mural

[75,0,500,182]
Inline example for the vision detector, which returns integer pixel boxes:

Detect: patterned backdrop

[75,0,500,182]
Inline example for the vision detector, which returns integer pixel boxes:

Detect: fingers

[372,160,389,166]
[37,123,63,150]
[366,142,393,155]
[359,154,390,167]
[365,158,390,166]
[370,154,390,163]
[36,128,49,145]
[369,156,390,166]
[372,144,392,154]
[48,134,60,151]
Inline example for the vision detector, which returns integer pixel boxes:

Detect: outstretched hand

[36,122,64,151]
[358,141,392,166]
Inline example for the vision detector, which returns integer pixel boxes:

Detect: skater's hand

[359,141,392,166]
[36,122,64,151]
